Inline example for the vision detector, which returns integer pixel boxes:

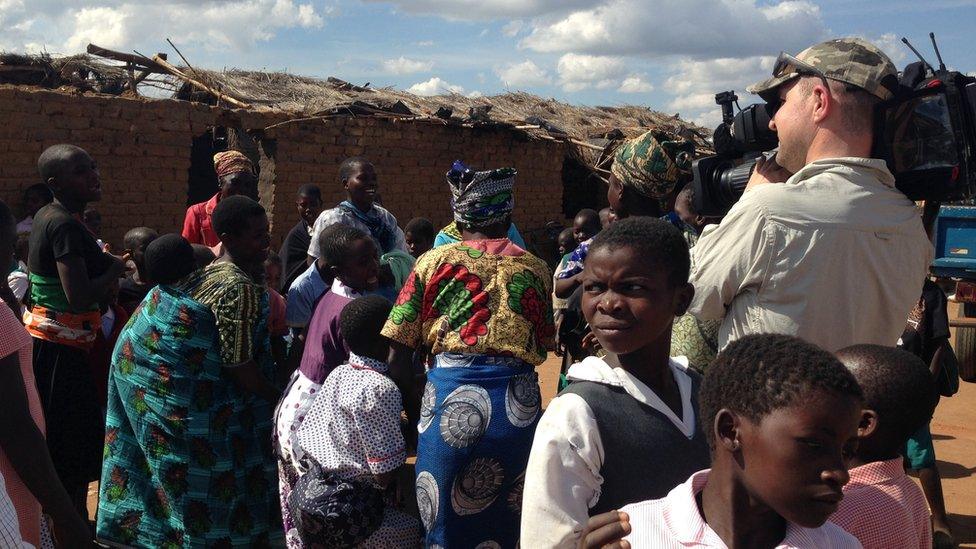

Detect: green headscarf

[611,130,694,200]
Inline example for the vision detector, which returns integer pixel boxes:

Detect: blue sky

[2,0,974,126]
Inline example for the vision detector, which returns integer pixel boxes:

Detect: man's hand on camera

[745,153,792,192]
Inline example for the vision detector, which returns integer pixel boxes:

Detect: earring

[730,439,740,451]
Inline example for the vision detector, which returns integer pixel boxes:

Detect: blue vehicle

[933,205,976,378]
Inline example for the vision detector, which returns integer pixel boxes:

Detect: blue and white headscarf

[447,160,516,226]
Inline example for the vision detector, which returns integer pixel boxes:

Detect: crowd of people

[0,36,962,549]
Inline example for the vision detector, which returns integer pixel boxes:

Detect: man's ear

[811,83,833,124]
[673,282,694,317]
[715,408,741,453]
[857,409,879,440]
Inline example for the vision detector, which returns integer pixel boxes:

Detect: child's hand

[578,510,630,549]
[581,331,602,353]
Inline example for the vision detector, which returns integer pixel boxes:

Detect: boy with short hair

[403,217,434,259]
[117,226,158,314]
[554,208,603,299]
[833,344,937,549]
[521,217,710,548]
[608,334,863,548]
[280,184,322,291]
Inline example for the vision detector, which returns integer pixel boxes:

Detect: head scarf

[213,150,254,178]
[447,160,516,226]
[381,250,416,291]
[611,131,694,200]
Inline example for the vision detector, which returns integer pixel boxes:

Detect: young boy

[117,226,158,314]
[832,344,937,549]
[899,278,956,549]
[82,207,109,251]
[280,184,323,291]
[16,183,53,235]
[403,217,435,259]
[554,208,603,299]
[291,295,420,547]
[598,206,615,230]
[521,217,709,547]
[604,334,863,548]
[274,225,380,539]
[553,227,578,387]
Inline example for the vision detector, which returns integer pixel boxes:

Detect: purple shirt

[298,279,361,383]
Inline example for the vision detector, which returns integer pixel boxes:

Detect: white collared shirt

[688,157,932,352]
[520,355,698,548]
[622,470,861,548]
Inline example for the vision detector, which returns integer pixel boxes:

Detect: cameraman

[687,38,933,352]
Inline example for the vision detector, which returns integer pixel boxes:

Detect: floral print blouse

[381,239,555,366]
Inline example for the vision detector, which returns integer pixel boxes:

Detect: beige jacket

[688,157,932,352]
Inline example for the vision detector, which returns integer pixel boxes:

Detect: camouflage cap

[748,38,898,100]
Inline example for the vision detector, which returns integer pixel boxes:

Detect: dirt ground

[86,351,976,547]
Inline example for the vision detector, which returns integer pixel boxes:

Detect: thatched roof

[0,50,712,171]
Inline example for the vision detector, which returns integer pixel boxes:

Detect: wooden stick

[124,63,139,96]
[166,38,197,74]
[151,54,251,108]
[569,138,607,151]
[132,53,165,86]
[87,43,164,72]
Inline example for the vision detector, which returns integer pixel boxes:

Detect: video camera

[691,33,976,217]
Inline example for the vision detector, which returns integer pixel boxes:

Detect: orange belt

[23,306,101,350]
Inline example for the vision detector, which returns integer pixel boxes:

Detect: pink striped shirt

[831,457,931,549]
[621,470,862,548]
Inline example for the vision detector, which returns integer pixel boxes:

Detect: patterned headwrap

[213,150,254,178]
[610,130,694,200]
[447,160,516,226]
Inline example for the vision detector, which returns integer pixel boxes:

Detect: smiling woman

[307,157,407,260]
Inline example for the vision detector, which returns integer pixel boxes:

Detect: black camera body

[692,40,976,217]
[875,65,976,202]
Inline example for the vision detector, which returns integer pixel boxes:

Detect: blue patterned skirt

[415,353,541,548]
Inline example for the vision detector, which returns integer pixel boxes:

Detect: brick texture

[0,85,566,252]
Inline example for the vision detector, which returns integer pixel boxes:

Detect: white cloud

[556,53,626,92]
[496,59,550,88]
[618,74,653,93]
[416,40,435,47]
[467,90,483,98]
[869,33,909,64]
[381,56,433,74]
[662,56,775,127]
[521,0,826,60]
[360,0,596,20]
[502,19,524,37]
[407,76,465,96]
[0,0,327,54]
[64,7,128,51]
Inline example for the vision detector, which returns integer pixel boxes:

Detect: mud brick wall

[266,117,567,246]
[0,85,566,251]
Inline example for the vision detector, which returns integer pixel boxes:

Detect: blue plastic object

[932,205,976,279]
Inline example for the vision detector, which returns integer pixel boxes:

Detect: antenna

[901,37,934,74]
[929,32,947,72]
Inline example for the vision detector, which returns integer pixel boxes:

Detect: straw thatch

[1,51,713,169]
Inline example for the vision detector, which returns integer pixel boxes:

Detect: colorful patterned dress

[96,263,282,548]
[381,238,554,548]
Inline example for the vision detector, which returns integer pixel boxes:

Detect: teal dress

[97,264,282,548]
